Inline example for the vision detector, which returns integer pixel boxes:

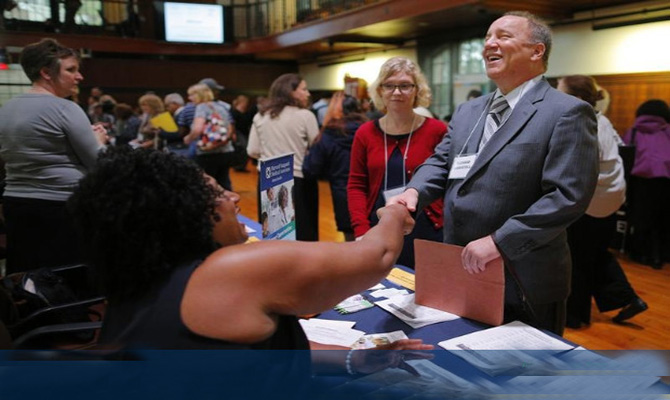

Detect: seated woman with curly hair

[68,147,431,376]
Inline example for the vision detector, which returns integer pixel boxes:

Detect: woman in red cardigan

[347,57,446,268]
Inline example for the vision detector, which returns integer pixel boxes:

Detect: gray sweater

[0,93,103,201]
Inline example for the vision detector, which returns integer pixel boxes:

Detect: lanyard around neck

[382,115,417,191]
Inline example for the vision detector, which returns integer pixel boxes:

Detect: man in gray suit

[388,11,598,336]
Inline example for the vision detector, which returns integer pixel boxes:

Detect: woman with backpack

[184,83,236,190]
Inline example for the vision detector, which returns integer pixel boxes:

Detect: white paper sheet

[439,321,575,351]
[369,288,409,299]
[375,293,459,328]
[299,318,364,347]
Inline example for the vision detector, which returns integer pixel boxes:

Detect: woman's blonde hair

[368,57,432,113]
[138,93,165,115]
[188,83,214,104]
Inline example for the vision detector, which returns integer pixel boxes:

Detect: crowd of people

[1,10,668,359]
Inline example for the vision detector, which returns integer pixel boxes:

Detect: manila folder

[414,239,504,326]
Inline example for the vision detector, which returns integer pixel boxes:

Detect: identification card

[448,154,477,180]
[383,186,406,202]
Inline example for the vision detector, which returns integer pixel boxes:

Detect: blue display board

[259,153,296,240]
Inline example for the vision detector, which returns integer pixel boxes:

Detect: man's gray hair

[504,11,552,68]
[164,93,185,106]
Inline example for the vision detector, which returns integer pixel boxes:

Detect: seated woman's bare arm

[180,204,414,344]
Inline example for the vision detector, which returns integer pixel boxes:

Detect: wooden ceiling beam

[481,1,573,20]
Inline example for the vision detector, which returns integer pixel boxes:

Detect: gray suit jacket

[409,78,598,305]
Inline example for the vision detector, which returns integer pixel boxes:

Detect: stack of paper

[439,321,575,352]
[375,293,459,329]
[438,321,575,376]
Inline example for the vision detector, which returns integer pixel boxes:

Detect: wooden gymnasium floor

[230,165,670,350]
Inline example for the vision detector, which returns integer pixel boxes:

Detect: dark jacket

[623,115,670,179]
[303,117,363,232]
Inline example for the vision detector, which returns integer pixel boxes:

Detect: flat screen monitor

[158,2,225,44]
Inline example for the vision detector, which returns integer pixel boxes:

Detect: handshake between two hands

[376,189,420,236]
[381,189,501,274]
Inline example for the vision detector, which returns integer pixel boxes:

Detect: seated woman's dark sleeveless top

[100,259,310,350]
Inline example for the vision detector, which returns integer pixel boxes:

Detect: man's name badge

[448,154,476,180]
[383,186,406,203]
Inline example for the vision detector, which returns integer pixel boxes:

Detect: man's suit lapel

[464,79,551,182]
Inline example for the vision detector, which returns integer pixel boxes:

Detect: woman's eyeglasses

[381,83,416,94]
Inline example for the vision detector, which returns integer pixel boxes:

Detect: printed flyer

[259,153,296,240]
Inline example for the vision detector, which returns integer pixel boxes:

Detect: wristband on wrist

[345,349,356,375]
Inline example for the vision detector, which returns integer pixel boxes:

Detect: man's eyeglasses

[381,83,416,94]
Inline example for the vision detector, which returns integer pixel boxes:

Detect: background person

[0,38,106,274]
[183,83,236,191]
[133,93,165,149]
[466,89,482,101]
[164,92,185,119]
[113,103,141,147]
[160,92,188,152]
[89,101,114,128]
[86,86,103,118]
[348,57,446,267]
[200,77,232,113]
[558,75,648,327]
[303,92,367,242]
[230,94,253,172]
[247,73,320,241]
[388,12,599,336]
[623,99,670,270]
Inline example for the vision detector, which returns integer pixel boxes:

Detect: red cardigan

[347,118,447,237]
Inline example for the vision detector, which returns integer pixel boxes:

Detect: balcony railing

[0,0,383,40]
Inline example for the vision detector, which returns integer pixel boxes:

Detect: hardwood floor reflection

[230,166,669,350]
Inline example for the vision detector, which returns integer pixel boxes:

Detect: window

[458,38,485,75]
[3,0,51,22]
[3,0,102,26]
[453,38,488,108]
[429,46,451,121]
[0,65,31,107]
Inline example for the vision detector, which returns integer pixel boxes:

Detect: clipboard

[414,239,504,326]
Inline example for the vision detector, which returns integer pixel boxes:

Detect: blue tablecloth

[318,265,490,347]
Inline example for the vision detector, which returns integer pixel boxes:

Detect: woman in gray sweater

[0,38,106,274]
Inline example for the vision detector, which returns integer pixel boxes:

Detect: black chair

[11,320,102,349]
[0,263,105,349]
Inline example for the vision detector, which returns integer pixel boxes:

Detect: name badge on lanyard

[448,154,477,180]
